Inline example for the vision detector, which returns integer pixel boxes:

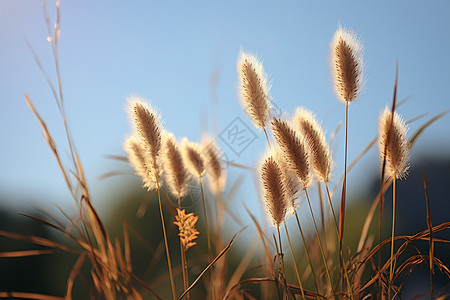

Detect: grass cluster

[1,2,449,299]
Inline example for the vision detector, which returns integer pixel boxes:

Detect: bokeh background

[1,1,449,298]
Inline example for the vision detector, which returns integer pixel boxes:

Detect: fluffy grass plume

[237,51,271,129]
[128,97,162,157]
[203,138,226,194]
[271,117,312,189]
[181,138,206,180]
[273,147,302,212]
[174,208,200,250]
[330,27,364,104]
[295,107,334,182]
[259,152,288,227]
[162,132,190,199]
[124,136,158,190]
[378,107,410,179]
[128,98,163,186]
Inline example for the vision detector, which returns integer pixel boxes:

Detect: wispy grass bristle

[202,138,226,194]
[271,117,312,189]
[295,107,334,182]
[259,152,288,227]
[162,132,190,199]
[237,51,271,129]
[331,27,364,104]
[181,138,206,180]
[378,107,410,179]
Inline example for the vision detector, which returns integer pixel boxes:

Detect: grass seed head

[203,138,226,194]
[294,107,334,182]
[124,136,158,190]
[237,51,271,129]
[330,27,364,104]
[162,132,190,199]
[378,107,410,179]
[271,117,312,189]
[259,152,288,227]
[181,138,206,180]
[273,147,302,213]
[128,97,162,158]
[174,208,200,250]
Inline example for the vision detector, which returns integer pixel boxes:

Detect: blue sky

[1,1,450,224]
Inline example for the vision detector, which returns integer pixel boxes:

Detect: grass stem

[284,222,305,300]
[305,189,335,295]
[157,182,177,300]
[388,177,397,299]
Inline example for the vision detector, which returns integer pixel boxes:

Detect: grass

[1,2,450,299]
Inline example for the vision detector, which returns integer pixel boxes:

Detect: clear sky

[1,1,450,223]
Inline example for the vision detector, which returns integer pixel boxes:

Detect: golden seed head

[260,152,288,227]
[180,138,206,180]
[378,107,410,179]
[237,51,271,129]
[294,107,334,182]
[271,117,312,189]
[330,27,364,104]
[162,132,190,199]
[202,138,226,194]
[124,136,158,190]
[174,208,200,250]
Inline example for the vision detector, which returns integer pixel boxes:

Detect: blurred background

[1,0,449,298]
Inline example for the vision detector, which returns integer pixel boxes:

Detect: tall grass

[1,2,450,299]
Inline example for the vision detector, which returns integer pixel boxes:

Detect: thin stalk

[325,183,339,233]
[263,127,271,149]
[325,183,353,299]
[284,222,306,300]
[293,210,320,299]
[156,182,177,300]
[200,180,212,258]
[276,226,290,300]
[305,189,335,295]
[183,247,190,300]
[388,177,397,299]
[199,180,215,300]
[178,197,187,296]
[339,102,349,293]
[424,173,434,300]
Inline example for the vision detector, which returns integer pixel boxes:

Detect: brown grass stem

[423,174,434,300]
[156,182,177,300]
[283,222,306,300]
[339,102,349,291]
[388,177,397,299]
[199,180,215,300]
[293,210,320,299]
[264,127,272,149]
[305,189,335,295]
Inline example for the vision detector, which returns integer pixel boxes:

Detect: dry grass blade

[225,235,259,293]
[0,292,64,300]
[223,277,323,299]
[178,227,246,300]
[423,173,434,298]
[408,110,449,147]
[243,203,274,270]
[0,249,53,258]
[25,94,72,193]
[130,273,163,300]
[0,230,75,253]
[65,252,87,300]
